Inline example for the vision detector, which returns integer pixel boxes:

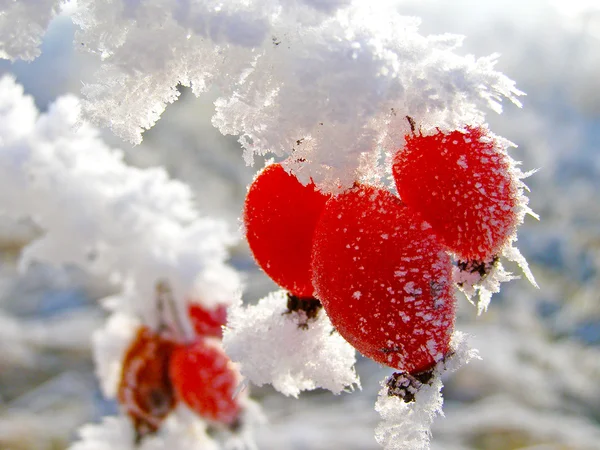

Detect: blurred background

[0,1,599,449]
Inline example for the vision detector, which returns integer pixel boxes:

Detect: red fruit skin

[244,163,329,297]
[169,339,242,426]
[188,303,227,338]
[392,127,518,261]
[117,327,177,441]
[312,185,455,374]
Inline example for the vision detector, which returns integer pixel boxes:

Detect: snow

[0,75,241,324]
[0,0,63,61]
[0,74,253,448]
[69,408,221,450]
[223,290,360,397]
[3,1,599,449]
[38,0,521,194]
[92,312,140,398]
[374,331,480,450]
[456,244,538,314]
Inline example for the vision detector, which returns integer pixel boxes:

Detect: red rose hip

[311,185,455,374]
[392,126,519,261]
[244,163,329,297]
[188,303,227,338]
[169,338,243,426]
[117,326,177,442]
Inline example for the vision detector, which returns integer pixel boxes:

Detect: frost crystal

[456,244,539,314]
[0,0,63,61]
[223,290,360,397]
[63,1,522,192]
[374,331,479,450]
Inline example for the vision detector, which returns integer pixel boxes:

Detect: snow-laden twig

[374,331,480,450]
[64,0,522,192]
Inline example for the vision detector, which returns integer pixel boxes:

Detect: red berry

[169,338,243,426]
[188,303,227,338]
[311,184,455,374]
[392,127,519,261]
[117,326,177,442]
[244,163,329,297]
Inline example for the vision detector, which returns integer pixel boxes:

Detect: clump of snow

[63,1,523,193]
[0,0,63,61]
[223,290,360,397]
[374,331,479,450]
[0,75,240,325]
[375,376,443,450]
[454,258,516,314]
[69,408,220,450]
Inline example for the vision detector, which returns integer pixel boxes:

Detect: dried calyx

[386,370,435,403]
[284,293,322,329]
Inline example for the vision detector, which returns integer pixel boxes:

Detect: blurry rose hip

[117,326,177,443]
[311,184,455,374]
[169,338,244,426]
[188,302,228,338]
[243,163,329,298]
[392,126,519,261]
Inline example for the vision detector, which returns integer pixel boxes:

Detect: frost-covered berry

[188,303,227,338]
[311,184,455,374]
[117,326,177,443]
[392,127,519,260]
[169,338,243,426]
[243,163,329,297]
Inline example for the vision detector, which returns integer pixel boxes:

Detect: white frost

[61,1,522,193]
[456,244,538,314]
[0,0,63,61]
[222,290,360,397]
[374,331,480,450]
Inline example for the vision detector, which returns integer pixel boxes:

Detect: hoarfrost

[456,244,538,314]
[0,0,63,61]
[374,331,479,450]
[223,290,360,397]
[26,0,525,192]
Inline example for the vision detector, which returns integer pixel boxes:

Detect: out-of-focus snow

[92,312,140,399]
[0,74,247,448]
[0,75,241,326]
[0,0,63,61]
[223,290,360,397]
[69,407,221,450]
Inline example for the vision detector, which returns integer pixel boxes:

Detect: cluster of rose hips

[244,124,519,387]
[117,282,244,443]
